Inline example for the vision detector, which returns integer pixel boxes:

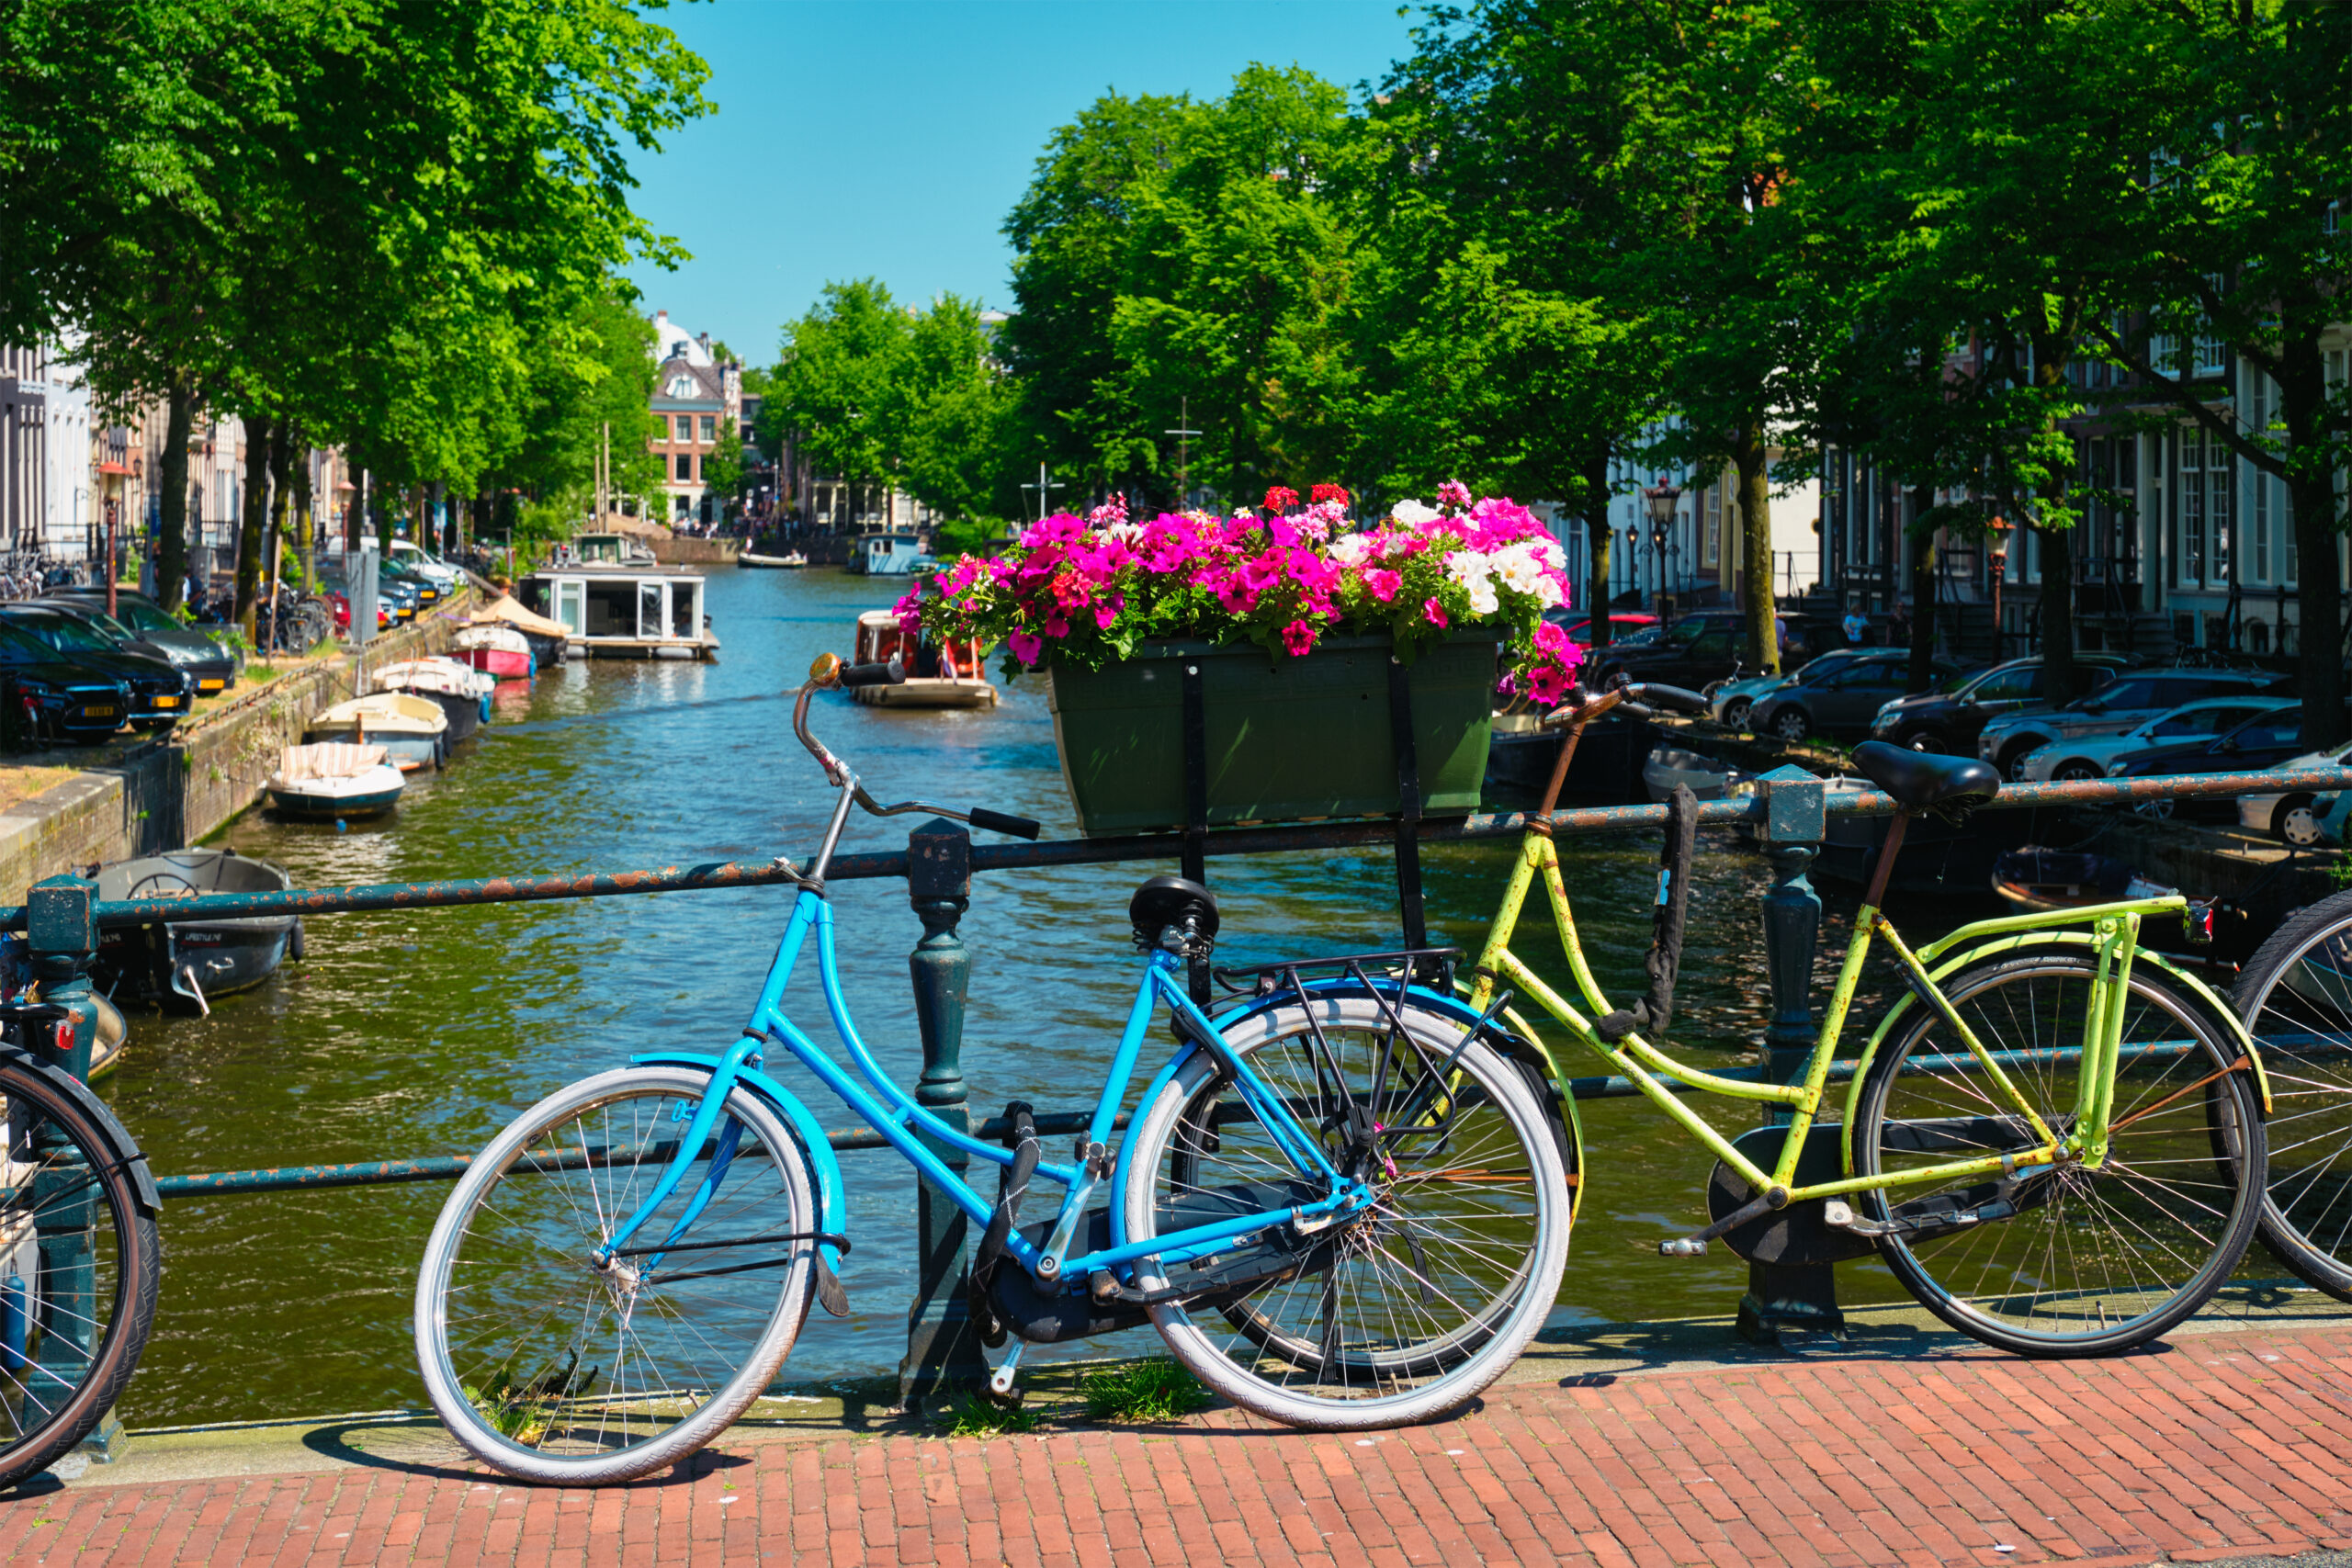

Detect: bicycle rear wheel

[0,1049,160,1489]
[1121,995,1569,1429]
[2233,891,2352,1297]
[1853,951,2263,1355]
[414,1066,817,1484]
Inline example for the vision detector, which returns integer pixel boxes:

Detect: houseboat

[848,609,997,709]
[846,531,926,577]
[518,557,719,661]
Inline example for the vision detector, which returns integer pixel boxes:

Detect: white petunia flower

[1391,500,1442,528]
[1494,544,1546,596]
[1329,534,1372,566]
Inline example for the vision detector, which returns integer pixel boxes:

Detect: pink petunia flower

[1008,631,1044,666]
[1363,569,1401,603]
[1281,620,1316,657]
[1423,598,1449,629]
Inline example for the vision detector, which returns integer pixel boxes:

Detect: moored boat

[267,740,405,819]
[1643,744,1751,804]
[92,848,301,1013]
[305,692,450,771]
[1991,846,2178,913]
[740,548,806,569]
[848,609,997,709]
[453,622,535,681]
[369,657,492,744]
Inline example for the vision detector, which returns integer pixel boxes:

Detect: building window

[675,415,693,442]
[2178,429,2205,587]
[675,453,692,481]
[699,415,716,443]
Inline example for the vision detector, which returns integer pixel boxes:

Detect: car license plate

[152,694,180,708]
[198,679,224,692]
[82,705,116,719]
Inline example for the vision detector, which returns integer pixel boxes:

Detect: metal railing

[14,761,2352,1409]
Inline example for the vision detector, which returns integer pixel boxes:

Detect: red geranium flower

[1261,486,1299,513]
[1309,484,1350,506]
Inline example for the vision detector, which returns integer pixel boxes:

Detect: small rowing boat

[849,609,997,709]
[305,692,450,772]
[369,657,492,744]
[267,741,405,820]
[92,848,302,1014]
[453,622,535,681]
[741,548,808,569]
[1990,846,2177,913]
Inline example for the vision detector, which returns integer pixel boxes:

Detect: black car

[2109,704,2318,819]
[0,604,193,731]
[0,622,133,745]
[1586,610,1813,690]
[1866,654,2130,754]
[38,591,237,696]
[1749,651,1968,744]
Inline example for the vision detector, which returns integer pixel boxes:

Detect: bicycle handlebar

[1623,682,1711,716]
[789,654,1046,861]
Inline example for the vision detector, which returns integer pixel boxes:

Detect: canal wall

[0,609,465,904]
[650,536,740,567]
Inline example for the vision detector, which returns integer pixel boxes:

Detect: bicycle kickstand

[988,1338,1027,1398]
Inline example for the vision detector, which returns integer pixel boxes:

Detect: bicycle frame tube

[1468,823,2150,1202]
[607,885,1364,1287]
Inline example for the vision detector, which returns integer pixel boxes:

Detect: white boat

[849,610,998,709]
[518,557,718,661]
[267,741,406,819]
[1643,744,1752,803]
[305,692,450,772]
[740,549,808,570]
[368,658,492,743]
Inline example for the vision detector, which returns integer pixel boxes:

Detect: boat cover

[466,596,571,641]
[370,657,488,697]
[313,692,448,734]
[277,741,393,782]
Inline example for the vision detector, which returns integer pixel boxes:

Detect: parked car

[2015,694,2298,784]
[1751,651,1969,744]
[1978,668,2283,780]
[2109,704,2324,819]
[2235,737,2352,845]
[0,623,133,746]
[1542,611,1660,647]
[0,604,194,731]
[378,560,443,611]
[40,590,238,696]
[386,538,463,592]
[1709,649,1883,729]
[1868,654,2130,755]
[1585,610,1813,690]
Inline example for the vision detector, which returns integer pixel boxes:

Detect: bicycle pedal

[1657,1237,1708,1258]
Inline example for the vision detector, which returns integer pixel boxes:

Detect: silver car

[1978,669,2280,780]
[2236,738,2352,844]
[2016,695,2296,783]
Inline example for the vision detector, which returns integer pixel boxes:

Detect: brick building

[648,310,741,524]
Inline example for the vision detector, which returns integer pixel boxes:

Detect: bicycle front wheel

[0,1049,160,1490]
[1853,951,2264,1356]
[2233,891,2352,1298]
[1121,995,1569,1429]
[414,1066,817,1485]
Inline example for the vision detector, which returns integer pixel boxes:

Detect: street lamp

[1643,479,1682,616]
[1986,514,2015,661]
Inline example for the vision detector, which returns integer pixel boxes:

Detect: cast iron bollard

[899,819,987,1408]
[1738,768,1846,1344]
[23,874,125,1459]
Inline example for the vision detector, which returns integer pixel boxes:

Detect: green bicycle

[1453,680,2269,1356]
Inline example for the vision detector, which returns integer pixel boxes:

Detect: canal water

[105,565,1951,1427]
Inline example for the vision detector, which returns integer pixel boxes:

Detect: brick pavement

[5,1323,2352,1567]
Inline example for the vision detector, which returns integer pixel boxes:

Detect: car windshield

[8,612,114,652]
[78,609,137,642]
[107,600,175,634]
[0,623,56,663]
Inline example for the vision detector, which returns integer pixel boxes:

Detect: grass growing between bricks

[1078,1358,1204,1423]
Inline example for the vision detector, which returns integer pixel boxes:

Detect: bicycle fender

[1835,932,2271,1176]
[630,1051,848,1274]
[0,1046,159,1214]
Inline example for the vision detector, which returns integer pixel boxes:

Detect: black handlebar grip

[967,807,1043,840]
[1627,682,1711,715]
[1615,702,1656,724]
[839,655,906,688]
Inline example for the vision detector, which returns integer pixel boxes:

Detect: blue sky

[622,0,1418,364]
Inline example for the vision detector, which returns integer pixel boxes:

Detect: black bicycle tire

[0,1054,160,1489]
[1852,949,2264,1357]
[2233,889,2352,1299]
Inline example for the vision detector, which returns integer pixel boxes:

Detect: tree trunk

[1581,450,1612,654]
[1907,485,1938,693]
[233,414,272,638]
[1736,415,1779,673]
[290,434,313,581]
[378,483,395,554]
[266,423,290,610]
[157,380,194,613]
[2274,326,2346,750]
[2035,519,2076,701]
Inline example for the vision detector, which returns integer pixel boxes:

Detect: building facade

[648,310,741,524]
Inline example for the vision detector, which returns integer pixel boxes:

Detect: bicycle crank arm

[1660,1184,1788,1257]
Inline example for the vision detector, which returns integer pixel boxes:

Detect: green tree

[762,278,910,526]
[701,421,744,517]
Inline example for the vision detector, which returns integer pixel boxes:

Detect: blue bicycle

[413,652,1570,1483]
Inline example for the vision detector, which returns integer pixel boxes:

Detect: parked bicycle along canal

[100,565,2067,1427]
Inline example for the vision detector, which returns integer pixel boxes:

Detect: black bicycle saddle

[1851,740,2001,816]
[1128,875,1221,945]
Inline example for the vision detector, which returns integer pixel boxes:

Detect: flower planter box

[1045,633,1498,837]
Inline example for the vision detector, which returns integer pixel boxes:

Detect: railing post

[24,873,125,1461]
[1739,768,1846,1344]
[899,818,984,1410]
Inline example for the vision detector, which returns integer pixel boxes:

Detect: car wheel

[1722,698,1753,730]
[2051,760,2101,783]
[1999,744,2041,782]
[2276,796,2323,847]
[1899,728,1953,754]
[1770,707,1810,745]
[2134,797,2176,821]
